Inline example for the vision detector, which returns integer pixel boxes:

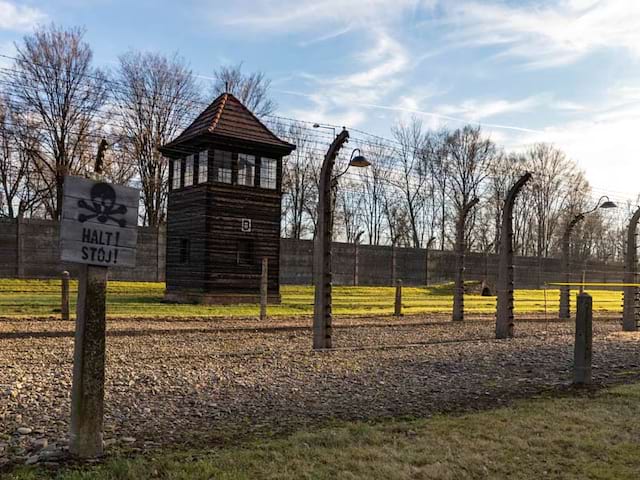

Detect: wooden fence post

[70,264,108,457]
[260,257,268,321]
[574,292,592,385]
[394,279,403,317]
[61,271,70,321]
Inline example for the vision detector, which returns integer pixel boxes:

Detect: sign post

[61,271,70,321]
[70,263,108,457]
[61,175,139,458]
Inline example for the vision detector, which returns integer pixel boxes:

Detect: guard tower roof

[160,92,296,157]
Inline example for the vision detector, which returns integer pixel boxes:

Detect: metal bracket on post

[496,173,532,339]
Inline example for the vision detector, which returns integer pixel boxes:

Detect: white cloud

[278,89,545,134]
[436,95,549,121]
[339,30,409,89]
[0,1,46,31]
[280,28,411,127]
[220,0,437,33]
[209,0,640,198]
[444,0,640,68]
[555,100,587,112]
[497,85,640,197]
[211,0,436,128]
[297,26,353,47]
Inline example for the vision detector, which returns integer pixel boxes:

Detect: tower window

[213,149,232,184]
[260,157,277,189]
[198,150,208,183]
[184,155,194,187]
[179,239,190,264]
[237,153,255,187]
[172,159,182,190]
[236,239,254,265]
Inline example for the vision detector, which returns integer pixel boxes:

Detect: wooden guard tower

[160,93,295,304]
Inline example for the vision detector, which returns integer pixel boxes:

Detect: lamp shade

[349,155,371,168]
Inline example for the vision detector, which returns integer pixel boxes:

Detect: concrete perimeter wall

[279,238,623,287]
[0,218,165,281]
[0,218,624,287]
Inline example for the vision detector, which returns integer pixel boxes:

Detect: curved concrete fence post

[313,130,350,350]
[623,207,640,331]
[496,172,532,339]
[559,214,585,319]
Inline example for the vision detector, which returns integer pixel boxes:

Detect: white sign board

[60,176,140,267]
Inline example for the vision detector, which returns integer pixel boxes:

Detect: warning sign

[60,176,140,267]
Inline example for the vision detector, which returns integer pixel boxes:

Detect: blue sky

[1,0,640,201]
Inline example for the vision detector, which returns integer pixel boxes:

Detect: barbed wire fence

[0,51,637,327]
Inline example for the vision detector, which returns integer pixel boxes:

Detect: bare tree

[383,196,412,248]
[427,130,450,250]
[0,96,23,217]
[9,25,108,219]
[335,178,362,243]
[523,143,587,258]
[513,183,536,256]
[278,121,318,239]
[9,107,49,218]
[391,117,430,248]
[114,51,201,226]
[485,151,526,253]
[561,168,591,263]
[100,145,138,186]
[445,125,495,321]
[359,140,393,245]
[445,126,494,219]
[212,63,276,117]
[303,161,322,239]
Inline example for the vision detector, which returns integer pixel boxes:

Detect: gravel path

[2,315,640,469]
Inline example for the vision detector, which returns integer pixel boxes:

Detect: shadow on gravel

[0,320,498,340]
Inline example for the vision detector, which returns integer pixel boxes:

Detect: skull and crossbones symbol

[78,183,128,227]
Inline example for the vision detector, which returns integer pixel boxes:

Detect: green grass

[10,382,640,479]
[0,278,623,319]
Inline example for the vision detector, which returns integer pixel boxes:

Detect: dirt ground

[2,314,640,469]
